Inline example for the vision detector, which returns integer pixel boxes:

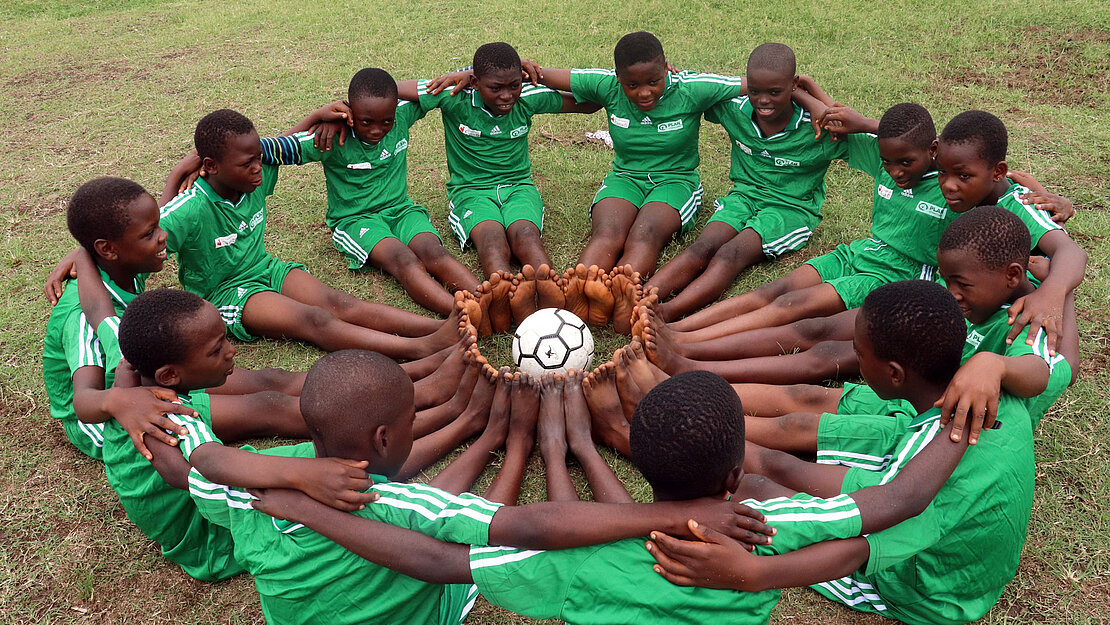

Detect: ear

[992,159,1009,183]
[929,138,939,159]
[371,423,390,458]
[790,74,799,89]
[723,466,744,497]
[888,360,907,388]
[1005,261,1025,287]
[153,364,181,389]
[92,238,117,261]
[200,155,219,177]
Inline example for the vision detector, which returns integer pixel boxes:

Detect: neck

[979,179,1011,207]
[1009,277,1035,303]
[903,379,950,415]
[205,177,244,203]
[95,257,138,293]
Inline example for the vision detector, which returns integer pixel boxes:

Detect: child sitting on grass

[160,108,461,359]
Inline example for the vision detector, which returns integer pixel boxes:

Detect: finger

[335,458,371,469]
[689,520,732,545]
[450,82,463,97]
[144,423,182,448]
[645,542,699,582]
[1005,303,1028,344]
[936,390,953,424]
[1044,318,1060,356]
[130,432,153,461]
[648,531,706,559]
[949,396,970,443]
[651,562,696,587]
[338,126,348,146]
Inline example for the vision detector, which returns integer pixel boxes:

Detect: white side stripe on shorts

[816,575,888,611]
[332,227,370,265]
[763,226,812,257]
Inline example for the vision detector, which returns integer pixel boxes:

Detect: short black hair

[349,67,398,102]
[939,205,1030,271]
[473,42,521,78]
[877,103,936,149]
[614,31,665,72]
[118,289,208,378]
[630,371,745,500]
[860,281,965,386]
[939,110,1008,165]
[300,350,413,457]
[67,177,148,255]
[194,108,256,161]
[747,42,796,77]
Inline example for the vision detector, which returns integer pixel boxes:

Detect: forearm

[791,87,827,117]
[72,385,113,424]
[796,75,834,107]
[744,538,870,592]
[1039,232,1087,294]
[536,67,572,91]
[999,354,1050,398]
[161,153,199,205]
[148,437,191,490]
[397,79,421,101]
[190,443,313,490]
[489,500,704,549]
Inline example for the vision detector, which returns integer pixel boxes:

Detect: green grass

[1,0,1108,623]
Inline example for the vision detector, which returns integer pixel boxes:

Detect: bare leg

[646,221,738,299]
[678,281,848,341]
[733,383,843,417]
[413,335,473,409]
[210,367,305,396]
[670,264,823,332]
[744,412,822,453]
[280,268,441,336]
[538,374,577,502]
[614,201,683,277]
[564,369,633,503]
[368,236,456,315]
[656,228,766,322]
[485,373,540,505]
[509,264,539,325]
[208,391,307,441]
[469,220,514,278]
[413,350,480,438]
[578,197,638,272]
[426,368,513,495]
[506,220,553,270]
[408,232,481,294]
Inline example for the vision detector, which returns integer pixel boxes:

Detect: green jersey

[179,416,500,625]
[996,181,1062,249]
[471,493,862,624]
[824,399,1034,625]
[845,133,953,267]
[159,165,280,300]
[706,97,847,216]
[418,80,564,190]
[570,69,744,174]
[42,267,146,460]
[264,100,426,226]
[102,390,242,581]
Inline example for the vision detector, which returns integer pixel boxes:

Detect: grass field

[1,0,1108,623]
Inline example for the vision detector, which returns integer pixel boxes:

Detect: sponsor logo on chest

[901,188,914,198]
[214,233,238,248]
[610,114,630,128]
[915,201,947,219]
[395,138,409,153]
[966,330,984,349]
[657,120,683,133]
[459,124,481,137]
[878,184,894,200]
[249,209,264,230]
[347,162,373,170]
[735,140,753,155]
[774,157,800,167]
[509,125,529,138]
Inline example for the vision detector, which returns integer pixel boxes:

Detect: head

[630,371,746,501]
[472,42,523,116]
[938,206,1030,324]
[194,109,263,195]
[613,31,667,112]
[934,110,1009,212]
[67,177,167,273]
[118,289,235,392]
[856,281,965,400]
[745,43,798,126]
[299,350,415,474]
[876,103,936,189]
[348,68,399,145]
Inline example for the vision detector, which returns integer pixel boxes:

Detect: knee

[392,252,430,280]
[784,384,831,411]
[779,412,819,436]
[506,222,542,249]
[771,289,811,312]
[300,304,339,331]
[793,317,836,343]
[684,238,721,263]
[628,220,675,247]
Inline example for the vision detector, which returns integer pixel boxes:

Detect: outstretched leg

[646,221,739,300]
[564,370,633,503]
[469,220,515,278]
[368,237,456,315]
[670,264,823,332]
[408,232,481,295]
[538,374,577,501]
[506,220,552,270]
[614,201,683,277]
[208,391,308,441]
[656,228,766,322]
[280,268,441,336]
[578,197,638,272]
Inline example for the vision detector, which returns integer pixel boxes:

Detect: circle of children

[42,31,1086,625]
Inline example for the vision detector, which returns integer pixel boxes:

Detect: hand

[1007,286,1066,356]
[315,100,352,124]
[426,70,475,97]
[1021,190,1074,225]
[681,498,775,550]
[520,59,543,84]
[665,61,680,74]
[806,100,829,140]
[104,386,193,461]
[646,520,759,590]
[935,352,1003,444]
[1028,255,1051,282]
[43,247,84,304]
[817,103,869,138]
[295,458,379,511]
[309,120,349,152]
[174,150,203,194]
[249,487,320,523]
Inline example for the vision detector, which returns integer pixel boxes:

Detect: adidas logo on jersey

[966,330,985,349]
[610,114,630,128]
[490,125,502,135]
[761,150,772,157]
[878,184,894,200]
[915,201,947,219]
[640,116,652,125]
[238,220,248,232]
[459,124,481,137]
[735,140,753,155]
[657,120,683,132]
[214,233,238,249]
[379,149,391,160]
[360,228,370,237]
[510,125,528,138]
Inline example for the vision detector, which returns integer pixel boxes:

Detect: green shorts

[61,417,106,460]
[447,183,543,249]
[330,202,443,269]
[810,574,889,619]
[208,256,306,342]
[439,584,480,625]
[836,382,917,420]
[816,412,911,478]
[806,237,937,309]
[706,191,819,258]
[591,171,703,235]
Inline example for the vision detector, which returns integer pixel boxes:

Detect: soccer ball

[512,308,595,376]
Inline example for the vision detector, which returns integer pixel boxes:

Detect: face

[617,59,667,112]
[349,95,397,145]
[475,67,522,116]
[207,129,263,194]
[107,193,167,273]
[938,247,1015,324]
[877,136,933,189]
[853,313,897,400]
[933,139,1006,213]
[745,67,797,127]
[168,304,236,390]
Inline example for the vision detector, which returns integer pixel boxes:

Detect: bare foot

[563,264,590,322]
[631,286,659,341]
[613,347,642,422]
[488,272,514,333]
[538,373,567,460]
[413,333,474,408]
[562,369,594,453]
[609,265,641,335]
[622,341,662,395]
[583,265,615,327]
[455,362,498,433]
[582,362,630,456]
[508,372,540,446]
[475,282,495,337]
[535,264,566,309]
[481,368,514,446]
[643,324,697,376]
[509,265,539,325]
[457,291,483,338]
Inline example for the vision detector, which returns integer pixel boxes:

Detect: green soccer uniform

[813,398,1035,625]
[418,80,564,246]
[471,493,862,625]
[101,390,243,581]
[42,267,146,460]
[160,163,303,341]
[178,417,498,625]
[705,97,848,257]
[806,133,951,307]
[260,103,442,268]
[996,181,1062,248]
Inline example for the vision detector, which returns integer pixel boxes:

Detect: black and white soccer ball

[512,308,595,376]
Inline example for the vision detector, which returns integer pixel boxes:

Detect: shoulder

[674,70,744,88]
[160,185,204,224]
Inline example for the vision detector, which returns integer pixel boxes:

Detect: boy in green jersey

[161,109,463,359]
[272,68,480,315]
[251,368,971,625]
[654,280,1040,625]
[645,43,846,316]
[523,32,746,276]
